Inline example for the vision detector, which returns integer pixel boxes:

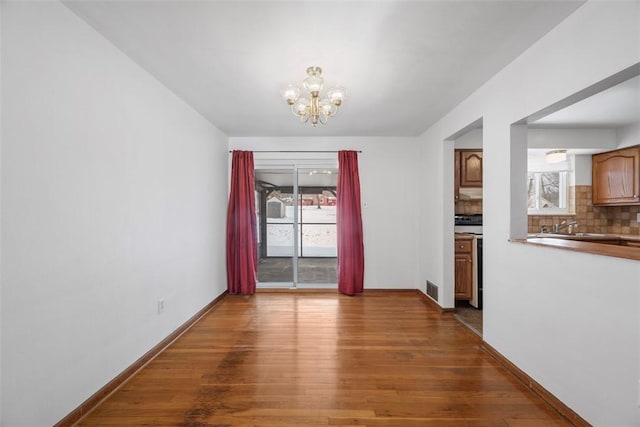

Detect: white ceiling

[63,0,584,137]
[531,75,640,129]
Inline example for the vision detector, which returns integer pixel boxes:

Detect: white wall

[230,137,421,290]
[1,2,228,425]
[453,127,483,149]
[528,128,617,150]
[418,1,640,425]
[617,122,640,148]
[574,154,592,186]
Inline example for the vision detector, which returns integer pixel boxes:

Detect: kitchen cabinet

[454,237,472,300]
[454,151,461,201]
[592,145,640,206]
[459,150,483,187]
[454,150,483,201]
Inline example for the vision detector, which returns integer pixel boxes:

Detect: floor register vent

[426,280,438,301]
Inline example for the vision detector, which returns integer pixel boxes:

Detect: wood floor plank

[75,292,573,426]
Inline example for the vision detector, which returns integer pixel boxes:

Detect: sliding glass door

[255,166,337,287]
[296,168,337,285]
[256,168,296,284]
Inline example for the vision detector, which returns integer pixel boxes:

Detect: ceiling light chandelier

[546,149,568,163]
[280,66,346,127]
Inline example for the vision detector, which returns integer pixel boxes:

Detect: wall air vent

[426,280,438,301]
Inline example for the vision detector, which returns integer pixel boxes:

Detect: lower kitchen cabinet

[455,238,473,300]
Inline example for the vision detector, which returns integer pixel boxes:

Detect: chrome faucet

[553,220,578,233]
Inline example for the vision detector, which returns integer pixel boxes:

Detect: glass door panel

[256,169,296,285]
[297,168,338,285]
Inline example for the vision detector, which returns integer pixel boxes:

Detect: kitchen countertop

[527,232,640,242]
[454,233,475,240]
[520,233,640,261]
[617,234,640,242]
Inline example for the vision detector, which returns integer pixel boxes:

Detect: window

[527,171,568,213]
[527,151,573,215]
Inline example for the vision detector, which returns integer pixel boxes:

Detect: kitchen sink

[527,232,621,243]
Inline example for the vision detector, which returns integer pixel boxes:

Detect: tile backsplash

[528,185,640,235]
[455,199,483,215]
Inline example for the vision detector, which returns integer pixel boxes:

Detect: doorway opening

[255,167,338,287]
[447,118,484,337]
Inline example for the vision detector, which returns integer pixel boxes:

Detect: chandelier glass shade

[281,66,346,126]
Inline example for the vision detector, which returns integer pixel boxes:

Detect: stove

[454,214,483,235]
[454,214,482,226]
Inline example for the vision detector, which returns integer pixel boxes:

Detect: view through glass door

[255,166,337,287]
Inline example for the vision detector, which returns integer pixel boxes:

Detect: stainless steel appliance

[454,214,483,309]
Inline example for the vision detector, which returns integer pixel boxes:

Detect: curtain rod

[228,150,362,153]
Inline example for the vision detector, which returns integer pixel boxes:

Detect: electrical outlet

[637,212,640,223]
[157,298,165,315]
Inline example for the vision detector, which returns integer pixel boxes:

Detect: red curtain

[337,150,365,296]
[226,151,258,295]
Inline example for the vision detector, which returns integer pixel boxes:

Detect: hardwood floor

[76,291,572,426]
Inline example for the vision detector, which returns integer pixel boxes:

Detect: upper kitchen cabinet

[592,145,640,206]
[454,151,461,201]
[458,150,483,187]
